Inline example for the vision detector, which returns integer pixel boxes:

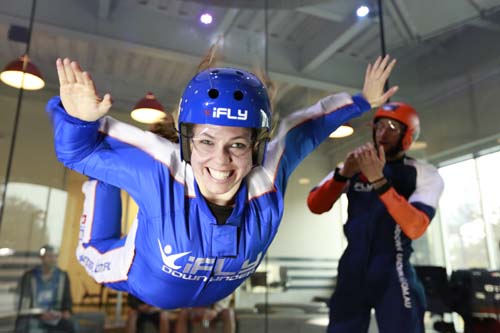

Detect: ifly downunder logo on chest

[211,107,248,121]
[158,240,261,282]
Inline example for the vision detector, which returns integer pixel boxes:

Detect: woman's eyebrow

[195,132,251,141]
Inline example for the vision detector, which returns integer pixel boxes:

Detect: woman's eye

[200,139,214,146]
[231,142,249,149]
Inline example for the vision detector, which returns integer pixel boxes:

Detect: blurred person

[307,102,444,333]
[176,295,235,333]
[126,294,171,333]
[15,245,75,333]
[47,54,397,309]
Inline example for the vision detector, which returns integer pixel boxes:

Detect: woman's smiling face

[190,124,254,206]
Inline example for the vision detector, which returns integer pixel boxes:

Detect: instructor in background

[307,102,444,333]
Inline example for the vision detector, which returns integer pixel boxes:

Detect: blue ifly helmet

[178,67,271,165]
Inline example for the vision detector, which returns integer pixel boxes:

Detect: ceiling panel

[1,0,500,166]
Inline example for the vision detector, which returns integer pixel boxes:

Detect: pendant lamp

[0,54,45,90]
[329,123,354,138]
[131,92,166,124]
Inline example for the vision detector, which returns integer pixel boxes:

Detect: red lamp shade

[0,55,45,90]
[130,92,166,124]
[329,123,354,138]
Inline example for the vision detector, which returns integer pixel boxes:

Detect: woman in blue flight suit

[47,55,398,309]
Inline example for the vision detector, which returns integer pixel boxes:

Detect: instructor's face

[374,118,405,158]
[190,124,253,206]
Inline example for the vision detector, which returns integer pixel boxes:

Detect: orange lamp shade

[130,92,166,124]
[0,55,45,90]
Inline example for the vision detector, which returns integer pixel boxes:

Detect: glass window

[412,212,446,267]
[438,159,489,269]
[476,149,500,269]
[0,183,67,252]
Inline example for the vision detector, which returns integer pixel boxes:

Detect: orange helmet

[374,102,420,151]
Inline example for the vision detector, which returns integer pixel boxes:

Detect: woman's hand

[56,58,112,121]
[362,55,398,108]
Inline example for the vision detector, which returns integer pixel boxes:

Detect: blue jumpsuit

[47,93,371,309]
[311,157,444,333]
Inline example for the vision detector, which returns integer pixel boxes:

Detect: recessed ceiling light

[356,6,370,18]
[200,13,213,25]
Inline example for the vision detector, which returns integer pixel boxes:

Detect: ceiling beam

[384,0,415,41]
[301,18,371,73]
[296,2,374,72]
[469,19,500,32]
[391,0,418,39]
[466,0,483,13]
[0,11,357,94]
[296,4,343,22]
[98,0,113,20]
[215,8,240,37]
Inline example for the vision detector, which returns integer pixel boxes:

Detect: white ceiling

[1,0,500,165]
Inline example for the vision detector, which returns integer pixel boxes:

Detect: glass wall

[1,1,500,332]
[438,158,490,269]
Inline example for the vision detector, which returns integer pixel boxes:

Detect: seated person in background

[176,295,235,333]
[126,294,171,333]
[15,245,75,333]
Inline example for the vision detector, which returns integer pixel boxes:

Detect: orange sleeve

[379,187,430,240]
[307,178,347,214]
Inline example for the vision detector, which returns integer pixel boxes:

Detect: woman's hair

[253,67,280,136]
[196,39,222,73]
[148,112,179,143]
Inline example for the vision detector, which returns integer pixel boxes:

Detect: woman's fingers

[62,58,77,83]
[56,58,67,85]
[364,62,372,82]
[374,55,390,77]
[71,61,85,84]
[82,71,95,91]
[382,86,399,102]
[371,56,382,74]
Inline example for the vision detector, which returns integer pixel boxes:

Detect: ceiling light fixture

[298,177,311,185]
[200,13,213,25]
[329,123,354,138]
[131,92,166,124]
[0,55,45,90]
[356,5,370,17]
[0,0,44,229]
[409,141,428,151]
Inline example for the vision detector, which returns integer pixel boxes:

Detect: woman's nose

[213,144,232,163]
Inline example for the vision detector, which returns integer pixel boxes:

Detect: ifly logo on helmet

[212,107,248,121]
